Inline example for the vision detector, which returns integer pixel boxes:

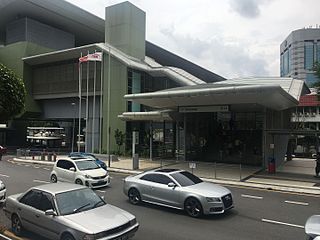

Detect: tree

[114,129,125,155]
[312,61,320,89]
[0,63,26,121]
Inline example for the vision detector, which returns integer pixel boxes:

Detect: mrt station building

[0,0,309,169]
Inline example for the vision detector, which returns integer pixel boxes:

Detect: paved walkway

[12,155,320,195]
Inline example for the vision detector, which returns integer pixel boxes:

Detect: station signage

[179,105,229,113]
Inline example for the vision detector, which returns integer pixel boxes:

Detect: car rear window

[170,171,203,187]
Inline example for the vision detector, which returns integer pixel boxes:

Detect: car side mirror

[69,167,76,172]
[45,209,57,216]
[168,182,176,188]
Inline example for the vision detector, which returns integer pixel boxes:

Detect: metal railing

[16,149,58,162]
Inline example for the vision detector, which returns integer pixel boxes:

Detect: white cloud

[228,0,272,18]
[66,0,320,79]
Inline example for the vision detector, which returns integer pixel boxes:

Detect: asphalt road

[0,156,319,240]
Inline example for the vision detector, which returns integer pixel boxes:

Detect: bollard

[53,152,57,161]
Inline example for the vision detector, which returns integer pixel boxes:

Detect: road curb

[10,158,320,196]
[0,230,25,240]
[202,178,320,195]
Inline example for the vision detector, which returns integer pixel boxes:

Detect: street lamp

[71,102,76,152]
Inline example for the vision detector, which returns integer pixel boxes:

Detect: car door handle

[35,214,40,218]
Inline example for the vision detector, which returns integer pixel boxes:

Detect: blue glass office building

[280,28,320,86]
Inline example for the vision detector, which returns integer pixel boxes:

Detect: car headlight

[84,174,92,179]
[83,234,95,240]
[206,197,221,203]
[0,183,5,191]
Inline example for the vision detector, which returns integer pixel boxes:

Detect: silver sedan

[123,169,233,218]
[4,183,139,240]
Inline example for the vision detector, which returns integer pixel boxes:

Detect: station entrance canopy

[123,77,309,118]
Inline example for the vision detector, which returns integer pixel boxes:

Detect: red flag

[79,55,88,63]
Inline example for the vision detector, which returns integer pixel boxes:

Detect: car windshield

[83,155,96,161]
[75,160,100,170]
[55,188,106,215]
[170,171,203,187]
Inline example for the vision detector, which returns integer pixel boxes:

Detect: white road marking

[0,174,9,178]
[44,168,51,171]
[262,218,304,229]
[33,179,50,184]
[24,164,30,167]
[241,194,263,200]
[34,166,40,169]
[96,190,106,193]
[0,232,13,240]
[284,200,309,206]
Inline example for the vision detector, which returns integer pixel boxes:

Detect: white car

[305,215,320,240]
[50,158,110,188]
[0,180,6,203]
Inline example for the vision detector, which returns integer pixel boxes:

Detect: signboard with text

[179,105,229,113]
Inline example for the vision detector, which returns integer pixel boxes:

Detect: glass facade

[126,69,180,159]
[184,112,263,165]
[281,47,291,76]
[304,41,314,70]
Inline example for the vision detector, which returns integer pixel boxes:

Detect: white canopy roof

[124,77,309,111]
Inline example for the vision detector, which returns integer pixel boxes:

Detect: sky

[66,0,320,79]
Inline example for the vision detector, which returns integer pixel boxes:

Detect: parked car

[50,157,110,188]
[3,183,139,240]
[0,179,6,204]
[305,215,320,240]
[68,152,107,170]
[123,168,234,218]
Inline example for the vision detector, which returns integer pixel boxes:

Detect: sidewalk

[11,156,320,196]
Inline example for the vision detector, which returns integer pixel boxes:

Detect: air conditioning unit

[312,112,316,117]
[299,112,303,117]
[291,112,296,117]
[305,112,310,116]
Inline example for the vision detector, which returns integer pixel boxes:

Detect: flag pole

[107,46,111,167]
[78,52,83,152]
[92,50,97,153]
[85,51,89,153]
[99,53,104,154]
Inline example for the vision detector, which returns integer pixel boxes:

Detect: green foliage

[114,129,125,155]
[0,63,26,121]
[312,61,320,89]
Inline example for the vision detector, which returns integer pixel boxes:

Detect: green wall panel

[0,42,52,113]
[101,56,127,152]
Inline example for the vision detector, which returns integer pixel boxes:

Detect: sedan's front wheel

[75,179,83,185]
[184,197,203,218]
[12,214,23,236]
[61,233,75,240]
[50,174,57,183]
[128,188,141,205]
